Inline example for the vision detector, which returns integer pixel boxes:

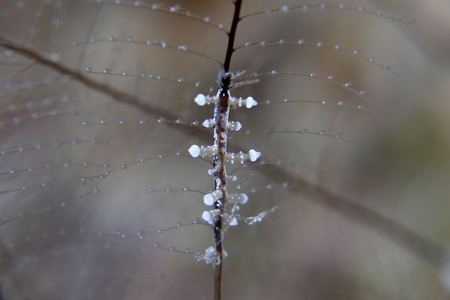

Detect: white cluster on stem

[188,90,262,228]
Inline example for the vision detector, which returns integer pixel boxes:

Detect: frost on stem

[189,70,273,264]
[204,190,223,206]
[195,246,223,266]
[194,93,258,109]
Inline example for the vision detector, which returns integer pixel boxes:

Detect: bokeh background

[0,0,449,299]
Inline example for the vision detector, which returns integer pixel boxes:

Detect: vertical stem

[213,1,243,299]
[212,74,231,300]
[223,0,243,73]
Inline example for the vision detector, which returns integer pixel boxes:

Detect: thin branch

[223,0,243,73]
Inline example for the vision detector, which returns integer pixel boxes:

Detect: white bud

[238,193,248,204]
[203,194,214,206]
[248,149,261,162]
[195,94,206,106]
[202,119,210,127]
[202,211,211,222]
[188,145,200,157]
[228,121,242,131]
[245,96,257,108]
[229,217,238,226]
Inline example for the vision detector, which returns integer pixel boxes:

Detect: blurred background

[0,0,449,299]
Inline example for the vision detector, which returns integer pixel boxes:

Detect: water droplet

[281,5,289,12]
